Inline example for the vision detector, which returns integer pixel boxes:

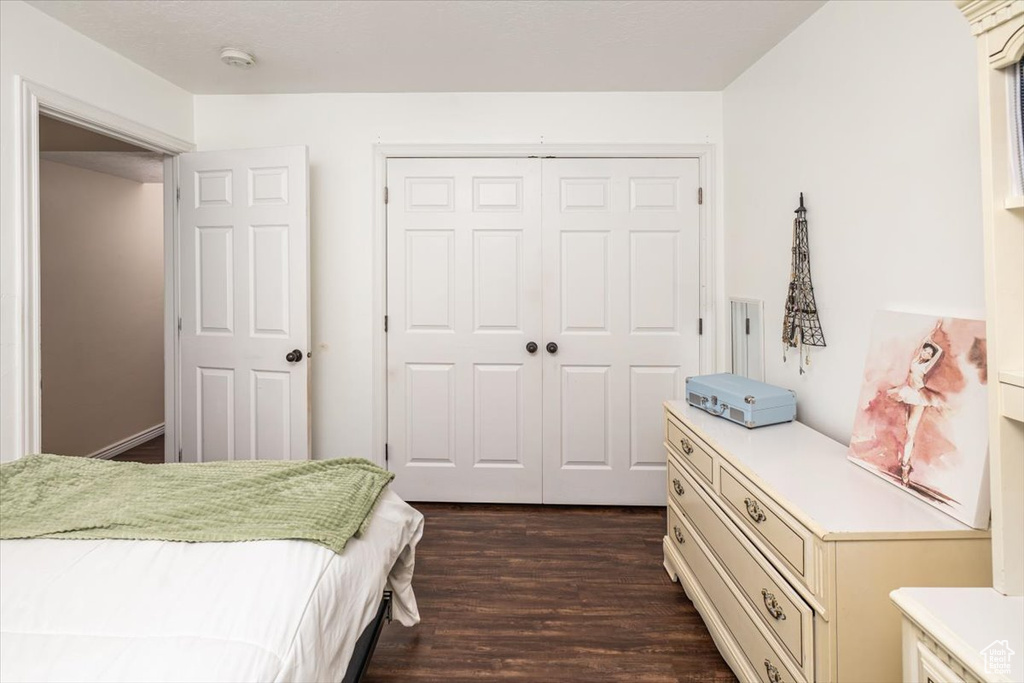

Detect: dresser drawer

[666,413,715,486]
[667,506,804,683]
[672,462,813,678]
[720,464,808,577]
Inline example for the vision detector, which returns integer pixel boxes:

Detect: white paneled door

[179,146,310,462]
[541,159,700,504]
[387,157,700,504]
[387,158,544,502]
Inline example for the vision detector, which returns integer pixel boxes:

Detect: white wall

[0,0,193,461]
[40,161,164,456]
[723,0,983,445]
[0,0,982,462]
[194,92,724,460]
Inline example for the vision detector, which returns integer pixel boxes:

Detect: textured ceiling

[28,0,824,94]
[40,115,149,153]
[39,116,162,183]
[41,152,165,184]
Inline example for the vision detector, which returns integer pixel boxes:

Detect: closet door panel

[387,158,543,502]
[541,158,701,505]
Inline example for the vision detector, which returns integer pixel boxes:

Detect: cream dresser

[662,402,993,683]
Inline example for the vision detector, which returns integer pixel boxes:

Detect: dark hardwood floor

[108,443,734,680]
[366,503,735,682]
[112,434,165,464]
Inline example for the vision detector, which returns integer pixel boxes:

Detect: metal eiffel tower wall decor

[782,193,825,374]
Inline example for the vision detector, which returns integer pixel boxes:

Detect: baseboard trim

[88,423,165,460]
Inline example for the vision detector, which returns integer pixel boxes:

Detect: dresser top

[891,587,1023,683]
[665,402,984,539]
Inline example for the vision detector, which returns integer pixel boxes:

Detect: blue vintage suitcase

[685,373,796,429]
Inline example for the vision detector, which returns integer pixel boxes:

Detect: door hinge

[746,317,751,335]
[176,186,180,203]
[177,317,182,335]
[384,315,389,332]
[698,318,704,335]
[384,443,389,464]
[698,187,703,205]
[384,186,389,204]
[177,447,182,463]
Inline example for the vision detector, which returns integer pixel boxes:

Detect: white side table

[891,586,1023,683]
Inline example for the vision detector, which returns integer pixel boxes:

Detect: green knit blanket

[0,454,394,555]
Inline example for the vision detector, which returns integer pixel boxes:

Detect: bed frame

[341,590,392,683]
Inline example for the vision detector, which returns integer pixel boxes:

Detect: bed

[0,480,423,683]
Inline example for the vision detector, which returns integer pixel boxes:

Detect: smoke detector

[220,48,255,69]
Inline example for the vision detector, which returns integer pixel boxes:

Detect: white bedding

[0,489,423,683]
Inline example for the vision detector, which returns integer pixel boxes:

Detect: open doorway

[38,115,167,463]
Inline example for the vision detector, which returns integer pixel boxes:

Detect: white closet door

[541,158,701,504]
[387,158,543,502]
[179,146,310,462]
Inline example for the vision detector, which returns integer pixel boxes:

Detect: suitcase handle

[699,395,728,416]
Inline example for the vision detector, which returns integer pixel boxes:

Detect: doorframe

[371,143,719,468]
[12,77,194,461]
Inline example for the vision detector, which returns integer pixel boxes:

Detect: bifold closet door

[387,158,544,502]
[541,158,701,504]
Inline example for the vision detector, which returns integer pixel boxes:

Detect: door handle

[546,342,558,354]
[526,341,538,354]
[286,349,304,363]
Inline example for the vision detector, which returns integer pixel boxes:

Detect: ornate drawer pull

[672,478,684,496]
[764,659,782,683]
[744,497,767,523]
[679,437,694,455]
[761,589,787,620]
[673,526,685,544]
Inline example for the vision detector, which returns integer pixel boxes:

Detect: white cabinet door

[541,158,701,504]
[386,158,544,502]
[178,146,310,461]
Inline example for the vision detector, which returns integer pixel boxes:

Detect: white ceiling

[28,0,824,94]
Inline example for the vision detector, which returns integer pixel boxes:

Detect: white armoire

[892,3,1024,682]
[957,0,1024,600]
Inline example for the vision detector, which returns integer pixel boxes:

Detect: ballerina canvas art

[848,310,989,528]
